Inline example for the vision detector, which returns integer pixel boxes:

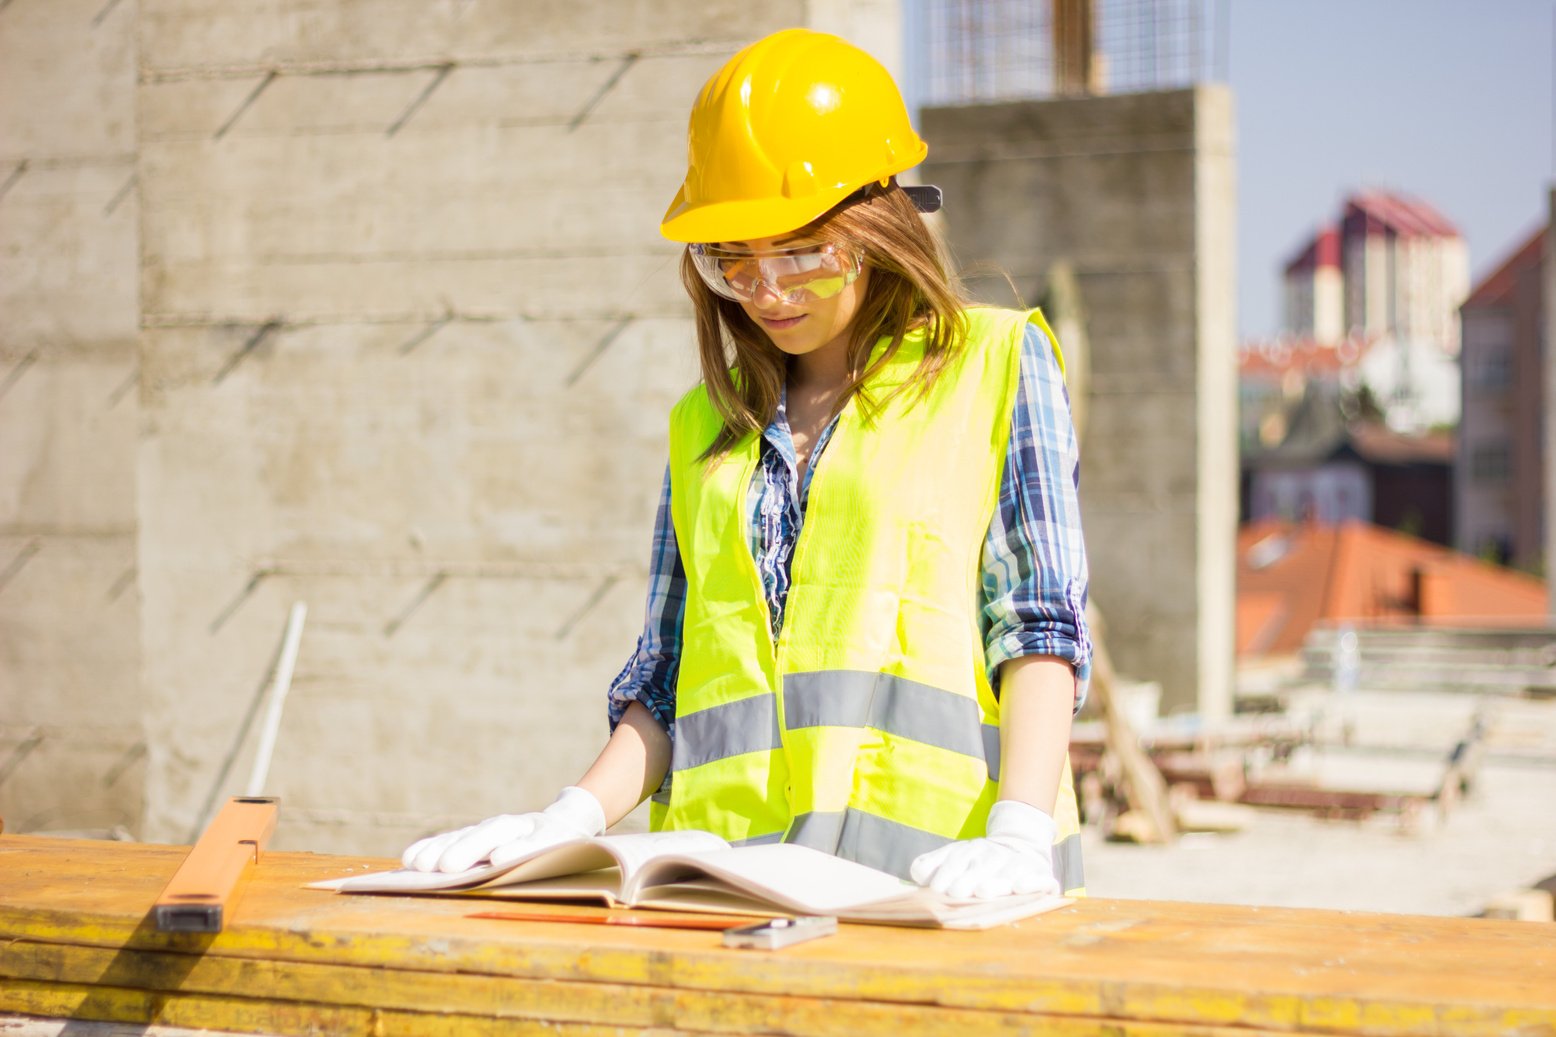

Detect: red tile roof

[1236,519,1546,657]
[1462,225,1545,310]
[1344,190,1461,239]
[1237,336,1370,379]
[1283,224,1341,275]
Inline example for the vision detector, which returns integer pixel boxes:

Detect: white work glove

[401,786,606,873]
[909,800,1061,899]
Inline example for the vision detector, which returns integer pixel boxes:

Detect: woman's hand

[909,800,1060,899]
[401,786,605,873]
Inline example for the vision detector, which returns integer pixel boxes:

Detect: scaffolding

[919,0,1222,106]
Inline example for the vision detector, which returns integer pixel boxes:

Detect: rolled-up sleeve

[980,321,1093,712]
[606,464,683,741]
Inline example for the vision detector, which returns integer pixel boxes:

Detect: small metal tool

[721,915,837,950]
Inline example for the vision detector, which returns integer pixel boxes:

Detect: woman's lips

[760,314,806,331]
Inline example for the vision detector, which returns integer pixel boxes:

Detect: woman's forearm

[575,701,672,828]
[996,654,1076,815]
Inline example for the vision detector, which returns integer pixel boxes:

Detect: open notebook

[312,830,1070,930]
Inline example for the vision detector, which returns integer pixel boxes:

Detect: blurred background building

[1278,191,1468,434]
[1456,226,1546,572]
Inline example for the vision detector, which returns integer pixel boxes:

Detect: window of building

[1470,442,1512,483]
[1471,344,1512,391]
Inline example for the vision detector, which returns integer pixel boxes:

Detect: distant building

[1242,381,1454,546]
[1282,225,1343,344]
[1280,191,1469,431]
[1237,334,1366,452]
[1339,191,1468,351]
[1236,518,1546,658]
[1455,225,1545,571]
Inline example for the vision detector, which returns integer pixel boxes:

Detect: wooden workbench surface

[1,834,1552,1036]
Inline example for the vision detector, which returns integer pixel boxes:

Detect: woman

[405,28,1091,899]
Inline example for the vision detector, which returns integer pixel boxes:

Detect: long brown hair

[681,180,968,458]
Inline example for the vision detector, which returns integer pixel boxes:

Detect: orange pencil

[467,909,762,931]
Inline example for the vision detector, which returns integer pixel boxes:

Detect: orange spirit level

[153,796,278,933]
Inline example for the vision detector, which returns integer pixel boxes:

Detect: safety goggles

[688,241,863,305]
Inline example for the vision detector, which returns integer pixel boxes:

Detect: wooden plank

[1,835,1553,1037]
[0,939,1301,1037]
[6,833,1552,1005]
[1085,606,1178,843]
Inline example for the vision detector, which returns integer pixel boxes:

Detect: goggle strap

[903,184,943,213]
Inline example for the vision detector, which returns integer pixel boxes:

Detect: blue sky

[1229,0,1554,339]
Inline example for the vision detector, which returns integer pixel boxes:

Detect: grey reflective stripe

[729,829,786,847]
[671,694,781,772]
[791,809,1086,888]
[1053,832,1084,892]
[788,809,951,880]
[785,811,845,855]
[981,723,1000,782]
[784,671,988,764]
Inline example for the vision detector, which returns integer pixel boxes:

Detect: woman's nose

[749,281,786,309]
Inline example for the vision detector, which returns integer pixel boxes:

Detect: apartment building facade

[1455,226,1545,571]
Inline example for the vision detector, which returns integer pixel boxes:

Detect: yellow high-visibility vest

[657,306,1084,894]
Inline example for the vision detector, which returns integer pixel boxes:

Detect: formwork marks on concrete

[569,51,639,131]
[90,0,126,29]
[206,63,466,140]
[382,571,448,638]
[396,314,452,355]
[105,365,137,408]
[0,727,147,834]
[385,63,453,137]
[213,71,277,140]
[0,539,42,596]
[103,171,136,216]
[0,160,27,203]
[209,568,276,634]
[566,316,633,387]
[105,566,135,603]
[0,348,41,403]
[555,573,619,641]
[102,740,146,788]
[0,731,43,789]
[211,319,282,384]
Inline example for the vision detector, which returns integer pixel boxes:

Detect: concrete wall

[0,0,903,852]
[922,87,1237,718]
[0,0,145,835]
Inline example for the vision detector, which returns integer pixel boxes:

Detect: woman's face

[724,235,870,365]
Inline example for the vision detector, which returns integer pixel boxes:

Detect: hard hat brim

[660,190,852,245]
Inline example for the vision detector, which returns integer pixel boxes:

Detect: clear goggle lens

[689,242,862,304]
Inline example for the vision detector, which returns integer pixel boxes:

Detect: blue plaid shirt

[608,321,1092,742]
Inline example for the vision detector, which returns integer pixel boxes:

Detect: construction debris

[1071,692,1489,838]
[1482,889,1555,922]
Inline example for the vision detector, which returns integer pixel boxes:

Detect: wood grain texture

[1,835,1552,1036]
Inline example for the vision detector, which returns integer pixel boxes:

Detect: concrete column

[922,86,1237,718]
[0,0,144,834]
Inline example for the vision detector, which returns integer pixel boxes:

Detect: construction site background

[2,0,1551,922]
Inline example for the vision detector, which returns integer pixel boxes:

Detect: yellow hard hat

[660,28,928,243]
